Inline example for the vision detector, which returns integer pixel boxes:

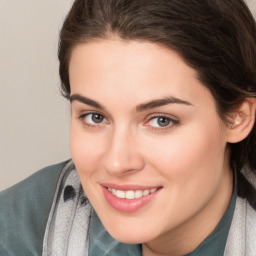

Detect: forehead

[69,39,214,108]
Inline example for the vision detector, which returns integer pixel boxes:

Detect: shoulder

[225,169,256,256]
[0,160,70,207]
[225,196,256,256]
[0,160,72,255]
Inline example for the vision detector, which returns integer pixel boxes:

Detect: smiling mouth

[102,185,162,212]
[107,187,158,200]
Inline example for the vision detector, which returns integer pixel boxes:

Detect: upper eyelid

[78,112,110,127]
[71,102,112,119]
[78,110,107,118]
[74,106,113,121]
[144,114,180,128]
[80,111,106,119]
[79,112,178,121]
[145,113,179,121]
[146,116,179,125]
[77,110,179,126]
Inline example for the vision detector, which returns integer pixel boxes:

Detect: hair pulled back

[58,0,256,207]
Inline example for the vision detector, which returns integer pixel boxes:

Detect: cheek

[148,121,226,186]
[70,123,103,177]
[144,122,228,226]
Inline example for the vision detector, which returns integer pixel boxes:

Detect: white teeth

[135,190,143,199]
[150,188,157,193]
[126,190,135,199]
[115,190,125,199]
[108,187,158,200]
[142,190,150,196]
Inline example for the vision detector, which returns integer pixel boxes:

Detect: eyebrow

[70,94,193,111]
[70,94,105,110]
[136,97,193,112]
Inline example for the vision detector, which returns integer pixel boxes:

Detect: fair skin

[69,39,238,256]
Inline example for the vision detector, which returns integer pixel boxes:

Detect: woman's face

[69,39,233,246]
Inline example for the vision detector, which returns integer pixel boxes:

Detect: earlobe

[227,98,256,143]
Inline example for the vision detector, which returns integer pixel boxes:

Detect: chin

[111,234,148,244]
[106,225,156,244]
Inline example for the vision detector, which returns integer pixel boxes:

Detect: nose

[103,127,145,176]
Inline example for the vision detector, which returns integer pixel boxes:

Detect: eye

[79,112,108,126]
[147,115,179,128]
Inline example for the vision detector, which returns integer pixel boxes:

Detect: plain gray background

[0,0,255,190]
[0,0,73,190]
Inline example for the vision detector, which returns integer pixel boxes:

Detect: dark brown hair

[58,0,256,207]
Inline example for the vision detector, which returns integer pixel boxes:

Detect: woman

[1,0,256,255]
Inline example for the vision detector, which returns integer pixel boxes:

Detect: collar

[185,188,236,256]
[88,210,141,256]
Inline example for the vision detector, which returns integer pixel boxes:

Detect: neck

[142,169,233,256]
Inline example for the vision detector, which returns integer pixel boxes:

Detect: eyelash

[77,112,180,131]
[144,114,180,132]
[78,111,109,128]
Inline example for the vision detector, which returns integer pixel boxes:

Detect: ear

[227,98,256,143]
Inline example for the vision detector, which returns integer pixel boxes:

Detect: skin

[69,39,233,256]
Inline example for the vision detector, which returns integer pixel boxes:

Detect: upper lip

[101,183,162,191]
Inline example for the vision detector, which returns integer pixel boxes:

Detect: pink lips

[102,184,161,213]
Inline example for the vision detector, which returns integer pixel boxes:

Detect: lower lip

[102,186,161,213]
